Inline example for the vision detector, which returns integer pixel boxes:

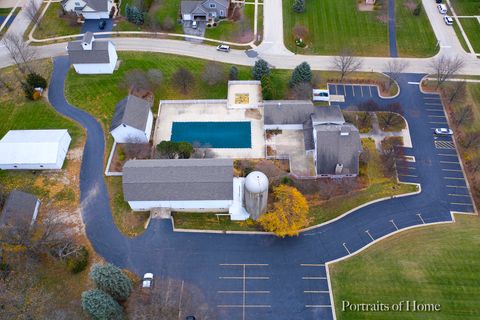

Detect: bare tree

[2,33,37,74]
[447,80,466,104]
[331,49,362,81]
[119,69,162,92]
[384,60,409,89]
[291,82,312,99]
[24,0,41,29]
[172,67,194,94]
[453,104,474,127]
[429,55,465,88]
[201,61,224,85]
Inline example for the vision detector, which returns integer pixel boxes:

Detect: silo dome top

[245,171,269,193]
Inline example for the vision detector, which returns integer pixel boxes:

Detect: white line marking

[300,264,325,267]
[450,202,472,206]
[398,174,418,178]
[302,277,327,280]
[427,109,444,112]
[429,121,448,124]
[178,280,184,319]
[424,96,440,100]
[448,194,470,197]
[437,153,457,157]
[390,220,399,230]
[428,115,446,118]
[446,185,467,188]
[365,230,374,241]
[408,81,420,85]
[368,86,372,96]
[342,242,351,254]
[306,305,332,308]
[443,177,464,180]
[417,213,425,224]
[440,161,460,164]
[442,169,462,172]
[304,290,329,294]
[425,102,442,105]
[360,86,364,97]
[397,166,416,170]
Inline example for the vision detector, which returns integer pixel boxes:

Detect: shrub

[261,75,273,100]
[90,263,133,301]
[280,176,294,186]
[229,66,239,80]
[26,72,47,89]
[81,289,124,320]
[117,146,125,161]
[22,83,35,100]
[413,3,422,16]
[66,246,89,274]
[125,4,144,25]
[293,0,305,13]
[252,59,270,80]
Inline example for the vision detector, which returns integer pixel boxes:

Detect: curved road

[48,56,474,319]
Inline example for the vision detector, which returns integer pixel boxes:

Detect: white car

[437,4,447,14]
[312,89,330,102]
[444,15,453,25]
[142,273,154,288]
[434,128,453,135]
[191,20,198,29]
[216,44,231,52]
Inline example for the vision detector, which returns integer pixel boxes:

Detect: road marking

[429,121,448,124]
[304,290,329,294]
[424,96,440,100]
[435,141,456,149]
[397,166,416,170]
[300,264,325,267]
[408,81,420,85]
[360,85,364,97]
[428,115,446,118]
[390,220,399,230]
[218,290,270,294]
[417,213,425,224]
[446,185,467,188]
[368,86,372,96]
[425,102,442,105]
[437,153,457,157]
[427,109,444,112]
[443,177,464,180]
[178,281,184,319]
[450,202,472,206]
[448,194,470,197]
[365,230,374,241]
[306,305,332,308]
[398,174,418,178]
[343,84,346,96]
[343,242,351,255]
[302,276,327,280]
[351,85,355,97]
[440,160,459,164]
[442,169,462,172]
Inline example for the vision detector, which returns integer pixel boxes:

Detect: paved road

[388,0,398,57]
[256,0,292,56]
[48,57,475,319]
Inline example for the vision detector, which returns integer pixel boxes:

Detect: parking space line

[343,242,351,255]
[417,213,425,224]
[398,174,418,178]
[397,166,416,170]
[425,102,442,106]
[368,86,372,96]
[442,169,462,172]
[427,109,444,112]
[304,291,329,294]
[437,153,457,157]
[302,277,327,280]
[306,305,332,308]
[429,121,448,124]
[343,84,346,96]
[300,264,325,267]
[351,86,355,97]
[360,86,364,97]
[428,115,446,118]
[448,194,470,197]
[450,202,472,206]
[443,177,464,180]
[440,161,460,164]
[365,230,374,241]
[446,185,467,188]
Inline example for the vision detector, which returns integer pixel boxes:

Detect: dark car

[99,20,107,30]
[436,0,442,3]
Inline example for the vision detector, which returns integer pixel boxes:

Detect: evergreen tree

[26,72,47,89]
[261,75,273,100]
[229,66,239,80]
[293,0,305,13]
[289,62,312,88]
[81,289,124,320]
[89,263,133,301]
[252,59,270,80]
[177,141,194,159]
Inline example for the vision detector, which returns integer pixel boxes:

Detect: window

[13,165,17,168]
[220,10,224,16]
[75,2,80,5]
[40,165,44,168]
[209,3,216,8]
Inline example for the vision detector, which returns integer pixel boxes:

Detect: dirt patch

[358,3,375,11]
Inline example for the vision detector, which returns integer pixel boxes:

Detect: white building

[61,0,113,19]
[123,159,234,212]
[110,95,153,143]
[67,32,117,74]
[0,129,72,170]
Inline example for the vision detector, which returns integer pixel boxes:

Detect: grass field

[205,4,257,42]
[283,0,436,57]
[453,20,471,53]
[395,0,437,57]
[457,18,480,53]
[32,2,81,39]
[450,0,480,16]
[330,215,480,319]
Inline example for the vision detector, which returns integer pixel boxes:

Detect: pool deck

[154,100,265,159]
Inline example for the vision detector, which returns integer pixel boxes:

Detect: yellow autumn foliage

[258,184,309,237]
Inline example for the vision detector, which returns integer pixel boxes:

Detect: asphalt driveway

[49,57,474,319]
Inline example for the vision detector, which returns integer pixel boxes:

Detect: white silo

[244,171,269,220]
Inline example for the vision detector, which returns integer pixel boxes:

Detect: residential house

[0,129,71,170]
[180,0,229,22]
[67,32,118,74]
[61,0,113,19]
[110,95,154,143]
[122,159,234,211]
[0,190,40,228]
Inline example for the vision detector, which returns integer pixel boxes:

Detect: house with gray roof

[61,0,113,19]
[181,0,229,22]
[313,124,362,177]
[110,95,154,143]
[67,32,117,74]
[0,190,40,228]
[122,159,234,211]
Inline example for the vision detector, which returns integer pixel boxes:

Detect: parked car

[434,128,453,135]
[99,20,107,30]
[436,0,442,3]
[437,4,447,14]
[216,44,231,52]
[444,15,454,25]
[191,20,198,29]
[312,89,330,102]
[142,273,154,288]
[185,317,196,320]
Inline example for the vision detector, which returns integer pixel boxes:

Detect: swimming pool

[170,121,252,148]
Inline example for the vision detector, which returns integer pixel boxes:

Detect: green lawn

[453,20,471,53]
[458,18,480,53]
[395,0,438,57]
[32,2,81,39]
[283,0,436,57]
[450,0,480,15]
[173,212,261,231]
[205,5,256,42]
[330,215,480,319]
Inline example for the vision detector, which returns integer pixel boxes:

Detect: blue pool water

[170,121,252,148]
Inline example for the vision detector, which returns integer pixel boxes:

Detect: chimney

[81,32,95,50]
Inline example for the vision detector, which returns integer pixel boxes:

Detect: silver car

[434,128,453,135]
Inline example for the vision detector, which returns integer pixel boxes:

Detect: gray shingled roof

[110,95,152,132]
[123,159,234,202]
[0,190,39,227]
[67,38,111,64]
[302,118,315,151]
[315,124,362,175]
[85,0,109,11]
[264,101,316,126]
[181,0,228,15]
[311,106,345,125]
